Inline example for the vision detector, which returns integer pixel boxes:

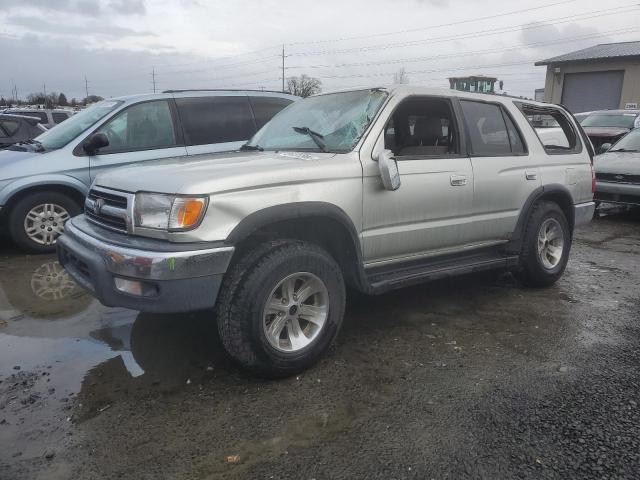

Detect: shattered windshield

[246,89,388,153]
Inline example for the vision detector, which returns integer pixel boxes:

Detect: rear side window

[249,96,293,130]
[52,112,69,124]
[0,119,20,136]
[176,96,256,146]
[518,104,580,154]
[460,100,525,155]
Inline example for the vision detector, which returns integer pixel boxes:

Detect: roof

[535,41,640,65]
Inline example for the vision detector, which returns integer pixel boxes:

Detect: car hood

[0,148,47,181]
[94,151,347,195]
[584,127,630,138]
[594,151,640,175]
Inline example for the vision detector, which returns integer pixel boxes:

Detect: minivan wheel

[216,241,346,378]
[8,191,81,253]
[516,201,571,287]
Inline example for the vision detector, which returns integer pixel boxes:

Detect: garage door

[561,70,624,113]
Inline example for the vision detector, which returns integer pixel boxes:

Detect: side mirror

[374,148,401,191]
[83,132,109,155]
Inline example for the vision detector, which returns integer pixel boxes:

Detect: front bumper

[595,181,640,206]
[57,216,234,313]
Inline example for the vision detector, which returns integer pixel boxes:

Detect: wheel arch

[1,177,88,213]
[225,202,368,291]
[507,184,575,254]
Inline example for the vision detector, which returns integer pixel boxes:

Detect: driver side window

[95,100,177,154]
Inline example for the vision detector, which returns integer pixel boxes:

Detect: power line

[290,4,639,56]
[287,0,581,46]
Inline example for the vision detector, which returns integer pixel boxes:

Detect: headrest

[414,116,442,140]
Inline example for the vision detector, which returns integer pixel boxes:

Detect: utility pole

[151,66,157,94]
[84,75,89,99]
[43,83,47,97]
[282,45,285,93]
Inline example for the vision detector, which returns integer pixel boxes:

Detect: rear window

[518,104,580,154]
[52,112,70,124]
[581,113,638,129]
[249,96,293,130]
[0,119,20,136]
[460,100,526,155]
[176,96,256,146]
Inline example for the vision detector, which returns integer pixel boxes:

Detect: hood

[594,151,640,175]
[94,150,346,195]
[584,127,630,138]
[0,148,46,181]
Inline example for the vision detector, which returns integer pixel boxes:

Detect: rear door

[460,99,540,244]
[174,93,257,155]
[87,99,187,182]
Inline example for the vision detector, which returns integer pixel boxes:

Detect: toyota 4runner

[57,86,596,377]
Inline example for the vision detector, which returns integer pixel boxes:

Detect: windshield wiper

[610,148,639,153]
[292,126,327,152]
[240,143,263,151]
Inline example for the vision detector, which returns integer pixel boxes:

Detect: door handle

[525,170,538,181]
[450,174,468,186]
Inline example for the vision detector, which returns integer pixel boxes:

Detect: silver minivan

[0,90,296,252]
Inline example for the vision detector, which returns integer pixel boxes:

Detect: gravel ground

[0,207,639,480]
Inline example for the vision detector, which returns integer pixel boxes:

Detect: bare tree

[393,67,409,85]
[286,74,322,98]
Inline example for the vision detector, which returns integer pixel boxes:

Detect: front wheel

[216,241,346,378]
[516,201,571,287]
[8,191,81,253]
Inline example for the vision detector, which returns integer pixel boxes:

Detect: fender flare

[0,174,89,207]
[507,183,575,253]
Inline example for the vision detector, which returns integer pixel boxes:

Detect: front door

[361,95,474,266]
[88,99,187,182]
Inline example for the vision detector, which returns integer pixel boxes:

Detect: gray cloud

[108,0,145,15]
[5,15,155,38]
[0,0,145,16]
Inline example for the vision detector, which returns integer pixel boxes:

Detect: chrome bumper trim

[64,220,234,281]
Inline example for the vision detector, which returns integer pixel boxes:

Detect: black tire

[8,191,81,253]
[216,240,346,378]
[516,201,571,287]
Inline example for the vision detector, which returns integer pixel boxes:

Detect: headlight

[134,193,208,231]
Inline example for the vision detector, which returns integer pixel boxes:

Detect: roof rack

[162,88,288,94]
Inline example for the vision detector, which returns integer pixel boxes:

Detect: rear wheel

[216,241,346,378]
[516,201,571,287]
[8,191,81,253]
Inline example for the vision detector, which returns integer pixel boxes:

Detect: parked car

[0,90,297,252]
[594,129,640,207]
[579,110,640,150]
[0,114,47,149]
[57,86,595,377]
[4,108,73,129]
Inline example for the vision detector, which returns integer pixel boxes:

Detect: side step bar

[365,249,520,294]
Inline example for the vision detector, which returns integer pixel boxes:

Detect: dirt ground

[1,207,639,480]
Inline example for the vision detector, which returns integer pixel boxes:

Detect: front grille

[596,172,640,184]
[85,187,130,233]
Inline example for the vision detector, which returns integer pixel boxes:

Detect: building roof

[535,41,640,66]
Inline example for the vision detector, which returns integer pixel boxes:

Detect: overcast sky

[1,0,639,100]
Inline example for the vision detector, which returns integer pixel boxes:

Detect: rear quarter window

[517,103,581,154]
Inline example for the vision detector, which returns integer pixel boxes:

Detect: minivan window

[249,96,293,130]
[52,112,70,124]
[247,89,388,153]
[36,101,122,151]
[176,96,256,146]
[94,100,176,154]
[1,119,20,137]
[460,101,512,155]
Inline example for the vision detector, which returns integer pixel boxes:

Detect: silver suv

[58,86,596,377]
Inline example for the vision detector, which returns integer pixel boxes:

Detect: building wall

[543,58,640,108]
